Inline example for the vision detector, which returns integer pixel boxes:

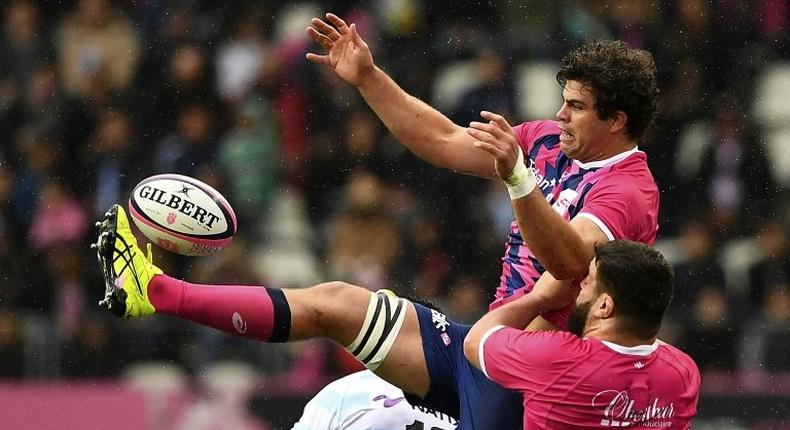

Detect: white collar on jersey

[599,339,659,356]
[573,146,641,169]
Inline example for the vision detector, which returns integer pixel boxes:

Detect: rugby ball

[128,174,237,256]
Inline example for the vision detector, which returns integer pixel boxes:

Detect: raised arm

[306,13,496,177]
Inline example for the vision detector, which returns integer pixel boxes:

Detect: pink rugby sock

[147,274,291,342]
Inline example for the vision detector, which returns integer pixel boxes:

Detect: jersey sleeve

[480,326,583,393]
[575,173,658,244]
[512,120,561,156]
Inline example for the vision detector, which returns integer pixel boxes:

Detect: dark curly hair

[556,40,659,139]
[594,240,674,340]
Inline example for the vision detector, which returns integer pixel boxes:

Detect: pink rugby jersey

[480,327,700,429]
[492,120,659,328]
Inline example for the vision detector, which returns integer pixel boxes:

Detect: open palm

[306,13,375,87]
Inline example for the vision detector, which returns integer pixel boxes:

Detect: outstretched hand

[305,13,375,87]
[467,111,520,180]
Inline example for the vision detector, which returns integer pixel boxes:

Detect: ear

[609,111,627,134]
[593,293,615,319]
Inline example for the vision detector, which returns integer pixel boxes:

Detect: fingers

[468,120,504,140]
[469,111,518,157]
[350,23,366,46]
[326,13,350,34]
[306,27,334,50]
[310,17,342,41]
[307,13,361,53]
[480,110,513,132]
[305,52,330,65]
[468,127,507,154]
[472,141,509,159]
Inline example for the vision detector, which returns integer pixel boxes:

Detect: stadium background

[0,0,787,428]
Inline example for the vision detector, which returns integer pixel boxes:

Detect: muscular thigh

[374,302,430,396]
[283,283,431,396]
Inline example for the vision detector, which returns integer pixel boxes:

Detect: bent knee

[300,281,374,341]
[311,281,369,306]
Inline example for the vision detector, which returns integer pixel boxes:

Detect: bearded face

[567,297,595,337]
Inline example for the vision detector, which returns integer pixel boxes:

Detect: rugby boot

[92,204,162,318]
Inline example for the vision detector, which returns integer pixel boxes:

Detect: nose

[556,102,569,122]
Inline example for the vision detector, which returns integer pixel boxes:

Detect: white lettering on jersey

[592,390,676,427]
[431,309,449,332]
[551,189,579,216]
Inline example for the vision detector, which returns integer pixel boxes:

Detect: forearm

[357,67,492,176]
[464,293,547,368]
[512,192,592,280]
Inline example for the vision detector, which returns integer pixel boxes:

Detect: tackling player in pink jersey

[465,240,700,429]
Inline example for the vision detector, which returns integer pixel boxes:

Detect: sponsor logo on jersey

[373,395,405,408]
[232,312,247,334]
[431,309,449,332]
[430,310,452,346]
[551,189,579,216]
[533,168,557,192]
[592,390,675,427]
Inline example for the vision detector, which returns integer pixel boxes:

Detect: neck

[583,322,655,347]
[585,139,637,163]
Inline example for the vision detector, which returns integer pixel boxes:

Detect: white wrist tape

[504,147,536,200]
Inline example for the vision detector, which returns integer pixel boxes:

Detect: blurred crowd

[0,0,788,415]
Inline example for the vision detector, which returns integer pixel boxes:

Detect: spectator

[444,273,487,324]
[0,311,25,377]
[215,9,272,102]
[451,47,516,125]
[10,127,62,229]
[27,181,88,252]
[739,284,790,373]
[138,44,219,141]
[680,286,738,372]
[56,0,140,98]
[153,103,217,177]
[0,1,53,152]
[218,97,281,229]
[85,108,142,215]
[690,95,777,238]
[749,220,790,306]
[670,218,726,315]
[326,168,400,290]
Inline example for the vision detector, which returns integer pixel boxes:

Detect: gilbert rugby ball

[128,174,237,256]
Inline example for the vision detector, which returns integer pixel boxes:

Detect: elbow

[545,258,589,281]
[464,328,480,369]
[463,331,480,363]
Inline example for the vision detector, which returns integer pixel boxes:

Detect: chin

[559,141,577,158]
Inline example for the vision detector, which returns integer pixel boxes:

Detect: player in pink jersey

[306,13,660,331]
[95,13,664,430]
[466,240,700,429]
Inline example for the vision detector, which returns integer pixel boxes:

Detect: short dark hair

[556,40,659,139]
[593,240,673,340]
